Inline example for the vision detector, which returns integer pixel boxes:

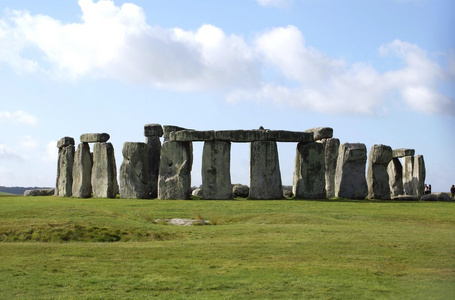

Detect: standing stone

[334,143,368,199]
[317,138,340,198]
[413,155,426,199]
[293,142,326,199]
[403,156,414,195]
[249,141,282,199]
[202,141,232,200]
[367,144,393,200]
[388,158,403,197]
[120,142,150,199]
[144,124,163,198]
[72,143,92,198]
[56,137,75,197]
[92,142,118,198]
[158,141,192,200]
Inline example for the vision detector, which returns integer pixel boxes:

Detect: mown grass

[0,196,454,299]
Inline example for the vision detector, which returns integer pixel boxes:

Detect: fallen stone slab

[305,127,333,141]
[80,133,110,143]
[154,218,211,226]
[24,189,55,196]
[57,137,75,149]
[392,148,415,158]
[420,193,452,201]
[144,123,163,137]
[170,130,215,142]
[391,195,419,201]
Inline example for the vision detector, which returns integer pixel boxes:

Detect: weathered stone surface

[305,127,333,141]
[202,141,232,199]
[249,141,283,199]
[392,148,415,158]
[413,155,426,198]
[92,142,118,198]
[144,123,163,137]
[293,142,326,199]
[158,141,192,200]
[283,189,293,199]
[163,125,189,141]
[388,158,403,197]
[391,195,419,201]
[24,189,55,196]
[214,130,313,142]
[232,184,249,198]
[146,136,161,198]
[80,133,110,143]
[72,143,92,198]
[334,143,368,199]
[120,142,150,199]
[403,156,414,195]
[56,144,75,197]
[317,138,340,198]
[57,137,75,149]
[367,144,393,200]
[192,188,203,197]
[420,192,451,201]
[171,130,215,142]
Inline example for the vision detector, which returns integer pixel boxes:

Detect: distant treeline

[0,186,53,195]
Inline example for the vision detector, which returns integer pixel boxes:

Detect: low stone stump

[232,184,249,198]
[249,141,283,199]
[56,137,75,197]
[72,143,92,198]
[92,142,119,198]
[367,144,393,200]
[120,142,150,199]
[24,189,55,196]
[158,141,193,200]
[293,142,325,199]
[420,193,452,201]
[202,141,232,200]
[334,143,368,199]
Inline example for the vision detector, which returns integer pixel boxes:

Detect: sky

[0,0,454,192]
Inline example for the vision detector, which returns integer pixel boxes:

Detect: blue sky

[0,0,454,192]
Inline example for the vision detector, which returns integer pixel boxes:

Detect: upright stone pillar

[72,142,92,198]
[413,155,426,198]
[388,158,403,197]
[120,142,150,199]
[293,142,326,199]
[334,143,368,199]
[56,137,75,197]
[249,141,282,200]
[403,156,414,195]
[367,144,393,200]
[158,141,192,200]
[317,138,339,198]
[92,142,118,198]
[144,124,163,198]
[202,141,232,200]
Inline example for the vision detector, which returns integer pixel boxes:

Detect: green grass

[0,196,454,299]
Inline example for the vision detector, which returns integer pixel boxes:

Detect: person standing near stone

[451,185,455,198]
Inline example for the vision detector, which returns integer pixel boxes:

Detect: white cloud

[42,140,58,163]
[257,0,293,9]
[0,110,38,126]
[0,144,25,161]
[0,1,453,116]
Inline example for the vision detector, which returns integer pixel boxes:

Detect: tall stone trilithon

[334,143,368,199]
[92,142,118,198]
[249,141,282,200]
[293,142,326,199]
[202,141,232,200]
[158,141,193,200]
[120,142,150,199]
[367,144,393,200]
[56,137,75,197]
[72,142,92,198]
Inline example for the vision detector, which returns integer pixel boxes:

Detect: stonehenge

[56,124,427,200]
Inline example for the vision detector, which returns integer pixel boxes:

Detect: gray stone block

[144,123,163,137]
[120,142,150,199]
[92,142,118,198]
[367,144,393,200]
[305,127,333,140]
[171,130,215,142]
[57,137,75,149]
[293,142,326,199]
[146,136,161,198]
[317,138,340,198]
[56,144,75,197]
[202,141,232,199]
[80,133,110,143]
[388,158,403,197]
[163,125,189,141]
[392,148,415,158]
[334,143,368,199]
[72,143,92,198]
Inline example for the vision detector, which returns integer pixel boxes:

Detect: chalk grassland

[0,196,454,299]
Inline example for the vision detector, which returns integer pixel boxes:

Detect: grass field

[0,195,454,299]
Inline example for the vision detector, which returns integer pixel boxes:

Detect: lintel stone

[215,130,313,143]
[170,130,215,142]
[57,137,75,149]
[163,125,189,141]
[305,127,333,140]
[144,124,163,137]
[80,133,110,143]
[392,148,415,158]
